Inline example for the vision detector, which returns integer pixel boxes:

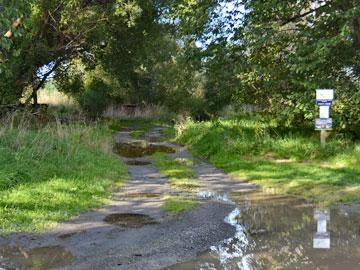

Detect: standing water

[168,191,360,270]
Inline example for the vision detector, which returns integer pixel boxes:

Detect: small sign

[313,209,330,249]
[317,100,332,106]
[316,89,334,106]
[315,118,333,130]
[313,232,331,249]
[319,106,330,119]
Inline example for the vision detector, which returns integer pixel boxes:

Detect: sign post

[315,89,334,147]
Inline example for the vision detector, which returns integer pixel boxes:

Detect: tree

[238,0,360,133]
[0,0,144,105]
[169,0,360,134]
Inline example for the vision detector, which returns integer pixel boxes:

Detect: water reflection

[0,245,74,270]
[313,209,330,249]
[168,191,360,270]
[210,208,247,264]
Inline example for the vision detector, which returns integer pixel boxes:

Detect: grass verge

[176,115,360,205]
[150,153,199,191]
[0,120,127,234]
[162,196,197,214]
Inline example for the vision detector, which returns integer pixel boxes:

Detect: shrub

[78,79,111,117]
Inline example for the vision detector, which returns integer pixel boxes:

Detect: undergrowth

[0,112,127,233]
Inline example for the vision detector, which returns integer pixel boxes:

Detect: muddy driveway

[1,126,360,270]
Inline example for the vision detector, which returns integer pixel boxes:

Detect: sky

[195,0,245,48]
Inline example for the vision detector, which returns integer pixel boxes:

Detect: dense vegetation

[1,0,359,136]
[176,115,360,205]
[0,114,127,233]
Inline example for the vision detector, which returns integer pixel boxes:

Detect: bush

[78,79,111,117]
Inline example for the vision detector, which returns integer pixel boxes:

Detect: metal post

[320,130,326,147]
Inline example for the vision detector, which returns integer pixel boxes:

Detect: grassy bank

[176,115,360,205]
[0,118,127,234]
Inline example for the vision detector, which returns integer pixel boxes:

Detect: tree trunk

[32,89,38,106]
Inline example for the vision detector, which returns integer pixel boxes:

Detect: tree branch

[280,1,332,26]
[25,58,65,104]
[35,59,64,92]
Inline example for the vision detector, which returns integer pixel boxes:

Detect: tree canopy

[1,0,359,135]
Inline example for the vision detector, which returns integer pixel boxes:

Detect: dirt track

[0,127,257,270]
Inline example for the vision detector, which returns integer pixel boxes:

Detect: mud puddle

[147,136,163,142]
[113,142,175,158]
[58,231,81,240]
[126,160,152,166]
[0,245,74,270]
[169,191,360,270]
[122,192,161,198]
[104,213,158,227]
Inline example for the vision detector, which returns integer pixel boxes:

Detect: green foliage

[235,0,360,132]
[169,0,360,134]
[0,120,127,233]
[0,0,148,105]
[176,116,360,205]
[2,0,360,135]
[78,79,111,117]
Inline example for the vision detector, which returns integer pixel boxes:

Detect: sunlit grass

[151,153,200,191]
[162,196,197,214]
[38,86,75,106]
[176,115,360,205]
[0,120,127,234]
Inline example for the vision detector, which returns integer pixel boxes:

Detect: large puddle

[0,245,74,270]
[169,191,360,270]
[104,213,158,227]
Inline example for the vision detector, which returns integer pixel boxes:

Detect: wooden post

[320,130,326,147]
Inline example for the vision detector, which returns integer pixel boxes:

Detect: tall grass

[0,112,127,233]
[103,104,174,121]
[37,85,75,106]
[176,115,360,205]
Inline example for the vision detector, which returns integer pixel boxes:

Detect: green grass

[162,126,176,141]
[176,115,360,205]
[0,121,127,234]
[162,196,197,214]
[108,118,155,134]
[150,153,200,190]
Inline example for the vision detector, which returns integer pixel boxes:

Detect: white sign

[316,89,334,101]
[315,118,333,130]
[319,106,330,119]
[313,209,330,249]
[313,233,331,249]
